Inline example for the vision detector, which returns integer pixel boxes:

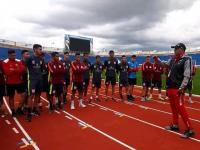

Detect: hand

[177,88,184,96]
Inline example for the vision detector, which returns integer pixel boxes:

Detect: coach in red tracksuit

[48,52,66,110]
[141,56,153,101]
[70,52,87,110]
[0,60,5,114]
[164,43,194,138]
[2,50,26,116]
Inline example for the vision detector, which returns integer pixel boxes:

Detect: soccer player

[141,56,153,101]
[48,52,66,110]
[70,53,87,109]
[89,55,104,102]
[82,52,91,99]
[3,50,26,117]
[117,55,131,101]
[149,56,164,100]
[128,55,139,101]
[163,43,194,138]
[25,44,45,121]
[104,50,118,101]
[63,51,71,104]
[0,59,5,115]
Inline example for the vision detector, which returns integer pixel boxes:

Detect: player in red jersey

[70,53,87,109]
[141,56,153,101]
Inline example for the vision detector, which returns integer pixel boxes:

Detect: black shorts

[49,84,63,95]
[6,84,25,97]
[151,80,162,89]
[65,78,70,86]
[28,79,43,95]
[92,79,101,88]
[83,79,90,87]
[128,78,137,86]
[105,76,116,86]
[119,79,129,87]
[72,82,83,92]
[142,79,152,88]
[0,84,5,98]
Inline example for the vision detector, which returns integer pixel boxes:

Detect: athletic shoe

[188,98,194,104]
[88,96,93,103]
[71,101,75,110]
[149,95,152,100]
[159,96,164,101]
[11,109,17,117]
[131,95,135,100]
[33,107,40,116]
[181,130,195,138]
[26,113,32,122]
[63,98,67,104]
[127,95,133,102]
[165,124,179,131]
[164,97,169,100]
[79,99,86,108]
[16,107,24,115]
[141,97,146,102]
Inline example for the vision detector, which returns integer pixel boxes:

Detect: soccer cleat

[71,101,75,110]
[181,130,195,138]
[165,124,179,131]
[79,99,86,108]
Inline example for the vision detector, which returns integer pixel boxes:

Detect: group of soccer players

[0,43,196,138]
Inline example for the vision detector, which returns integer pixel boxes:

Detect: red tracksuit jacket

[3,59,25,84]
[71,60,86,83]
[48,60,66,84]
[0,60,5,85]
[152,63,164,81]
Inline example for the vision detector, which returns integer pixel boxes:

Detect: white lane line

[41,96,136,150]
[54,110,61,114]
[88,104,95,107]
[65,115,73,120]
[5,119,11,125]
[12,127,19,134]
[3,97,40,150]
[100,107,108,111]
[99,91,200,124]
[21,138,29,145]
[91,102,200,143]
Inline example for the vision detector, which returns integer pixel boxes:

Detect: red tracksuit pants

[167,89,192,130]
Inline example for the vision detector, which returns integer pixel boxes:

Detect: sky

[0,0,200,51]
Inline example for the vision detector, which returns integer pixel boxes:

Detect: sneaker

[141,97,146,102]
[26,113,32,122]
[33,107,40,116]
[149,95,152,100]
[89,96,93,103]
[127,95,133,102]
[159,96,164,101]
[131,95,135,100]
[16,107,24,115]
[181,130,195,138]
[188,98,194,104]
[165,97,169,100]
[165,124,179,131]
[71,101,75,110]
[79,99,86,108]
[11,109,17,117]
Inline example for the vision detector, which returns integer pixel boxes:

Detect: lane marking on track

[92,102,200,143]
[5,119,11,125]
[100,107,108,111]
[88,104,95,107]
[65,115,73,120]
[12,127,19,134]
[21,138,29,145]
[99,90,200,124]
[3,97,40,150]
[41,96,136,150]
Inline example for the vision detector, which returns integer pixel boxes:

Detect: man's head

[121,55,127,63]
[109,50,114,58]
[153,56,159,63]
[96,55,101,63]
[64,51,69,60]
[21,50,30,60]
[75,52,81,62]
[171,43,186,59]
[51,52,59,62]
[131,55,137,62]
[145,56,151,63]
[8,49,16,60]
[33,44,42,56]
[83,52,89,59]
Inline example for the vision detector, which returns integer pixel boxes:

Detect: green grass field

[102,68,200,95]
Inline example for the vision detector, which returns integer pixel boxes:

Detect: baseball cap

[171,43,186,51]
